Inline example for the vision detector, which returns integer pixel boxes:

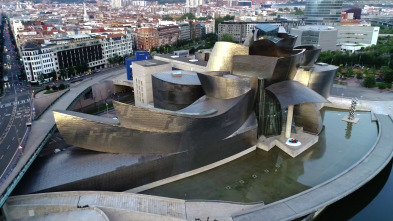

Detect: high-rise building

[186,0,203,7]
[111,0,122,8]
[83,3,89,22]
[305,0,343,26]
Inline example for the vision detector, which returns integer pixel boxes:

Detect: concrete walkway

[0,68,124,203]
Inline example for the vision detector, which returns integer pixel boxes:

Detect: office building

[290,26,338,51]
[305,0,343,26]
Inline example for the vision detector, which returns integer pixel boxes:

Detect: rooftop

[133,59,169,67]
[153,71,201,86]
[155,54,208,67]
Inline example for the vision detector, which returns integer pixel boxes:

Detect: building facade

[102,32,134,65]
[336,25,379,46]
[290,26,338,52]
[136,27,159,51]
[132,59,172,107]
[22,43,56,82]
[177,22,191,41]
[190,21,201,41]
[50,35,105,71]
[22,33,133,82]
[218,20,304,43]
[157,25,180,46]
[305,0,343,26]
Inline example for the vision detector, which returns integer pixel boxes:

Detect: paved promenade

[0,68,124,204]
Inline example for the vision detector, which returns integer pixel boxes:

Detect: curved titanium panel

[56,87,256,154]
[152,74,204,111]
[239,47,304,84]
[294,103,323,134]
[294,45,321,67]
[232,55,277,79]
[197,71,258,99]
[276,33,298,52]
[206,42,249,72]
[114,89,255,137]
[53,110,184,154]
[308,64,337,98]
[266,80,329,108]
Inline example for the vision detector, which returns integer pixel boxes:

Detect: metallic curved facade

[295,45,321,67]
[206,42,249,72]
[152,72,204,111]
[197,71,258,99]
[265,80,328,108]
[307,64,337,98]
[37,26,340,194]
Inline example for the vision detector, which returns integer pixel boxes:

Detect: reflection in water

[315,160,393,221]
[345,122,353,140]
[142,109,377,204]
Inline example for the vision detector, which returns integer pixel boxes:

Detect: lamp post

[106,103,108,116]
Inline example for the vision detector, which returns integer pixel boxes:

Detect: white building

[21,32,134,82]
[111,0,122,8]
[22,43,56,82]
[290,26,339,52]
[336,25,379,47]
[132,60,172,107]
[132,0,147,7]
[101,32,134,65]
[186,0,203,7]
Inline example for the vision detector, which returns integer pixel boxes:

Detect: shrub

[356,73,363,79]
[59,83,66,90]
[45,85,50,90]
[363,75,376,88]
[52,85,58,90]
[377,83,386,90]
[386,82,392,89]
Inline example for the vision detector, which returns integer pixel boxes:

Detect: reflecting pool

[142,109,378,204]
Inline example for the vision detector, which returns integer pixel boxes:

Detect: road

[0,16,31,179]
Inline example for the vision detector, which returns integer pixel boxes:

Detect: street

[0,17,31,179]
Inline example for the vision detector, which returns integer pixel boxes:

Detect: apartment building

[22,42,56,82]
[22,33,133,82]
[189,21,201,41]
[101,31,133,64]
[177,22,191,41]
[157,25,180,46]
[50,34,105,71]
[218,20,303,43]
[136,27,159,51]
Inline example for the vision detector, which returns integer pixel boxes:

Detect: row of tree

[318,37,393,69]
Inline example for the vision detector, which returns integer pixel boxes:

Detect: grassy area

[44,90,56,94]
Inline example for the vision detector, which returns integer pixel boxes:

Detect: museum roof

[155,54,208,67]
[153,71,201,86]
[133,59,169,67]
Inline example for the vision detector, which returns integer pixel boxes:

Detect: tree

[221,34,235,43]
[67,66,76,77]
[381,66,393,83]
[37,74,44,83]
[180,13,196,20]
[49,70,57,81]
[59,69,67,80]
[163,15,173,21]
[59,83,66,90]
